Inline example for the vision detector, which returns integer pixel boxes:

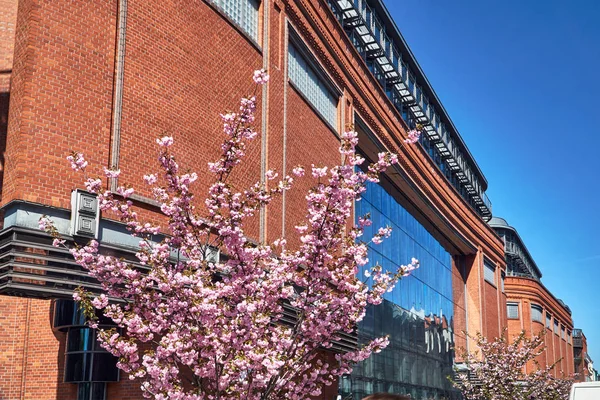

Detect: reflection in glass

[345,180,459,399]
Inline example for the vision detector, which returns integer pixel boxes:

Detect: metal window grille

[484,260,496,285]
[531,304,543,323]
[507,303,519,319]
[212,0,259,41]
[288,42,338,128]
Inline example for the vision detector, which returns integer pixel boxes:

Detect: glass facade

[340,180,458,400]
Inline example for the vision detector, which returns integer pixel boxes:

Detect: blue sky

[383,0,600,367]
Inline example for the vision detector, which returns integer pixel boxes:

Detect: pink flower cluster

[252,69,269,85]
[452,330,574,400]
[403,128,421,144]
[67,152,88,171]
[49,69,420,400]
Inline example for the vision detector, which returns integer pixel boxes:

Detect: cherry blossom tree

[451,330,574,400]
[40,70,422,400]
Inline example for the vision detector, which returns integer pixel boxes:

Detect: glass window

[546,313,552,329]
[351,176,455,397]
[501,272,505,292]
[288,41,338,128]
[507,302,519,319]
[554,320,559,335]
[561,326,566,340]
[211,0,260,41]
[568,330,572,344]
[78,382,106,400]
[484,259,496,285]
[64,328,119,383]
[531,304,543,323]
[68,327,94,352]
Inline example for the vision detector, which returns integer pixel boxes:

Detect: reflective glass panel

[347,180,457,399]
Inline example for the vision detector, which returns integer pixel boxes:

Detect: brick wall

[504,276,574,377]
[0,0,18,204]
[0,0,509,398]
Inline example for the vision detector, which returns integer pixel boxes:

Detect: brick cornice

[505,276,573,328]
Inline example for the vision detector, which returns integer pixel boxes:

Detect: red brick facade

[573,330,593,382]
[0,0,507,398]
[504,276,574,377]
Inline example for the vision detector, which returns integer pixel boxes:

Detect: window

[77,382,106,400]
[561,326,566,340]
[507,302,519,319]
[288,39,338,128]
[531,304,543,323]
[546,313,552,329]
[484,259,496,285]
[64,327,119,383]
[568,330,572,344]
[210,0,260,41]
[554,320,559,335]
[501,272,505,292]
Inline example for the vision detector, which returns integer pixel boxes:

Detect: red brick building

[573,329,595,382]
[489,217,575,378]
[0,0,507,399]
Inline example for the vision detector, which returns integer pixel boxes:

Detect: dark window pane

[53,299,75,328]
[65,353,91,382]
[91,382,106,400]
[77,382,90,400]
[68,328,94,352]
[91,353,119,382]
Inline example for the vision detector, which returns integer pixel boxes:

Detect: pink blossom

[265,170,278,180]
[156,136,174,147]
[292,166,305,177]
[143,174,157,185]
[61,70,416,400]
[104,167,121,179]
[85,178,103,193]
[252,69,270,85]
[38,216,52,231]
[403,129,421,144]
[91,294,109,309]
[66,152,88,171]
[311,165,328,178]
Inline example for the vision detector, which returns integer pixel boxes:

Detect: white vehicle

[569,381,600,400]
